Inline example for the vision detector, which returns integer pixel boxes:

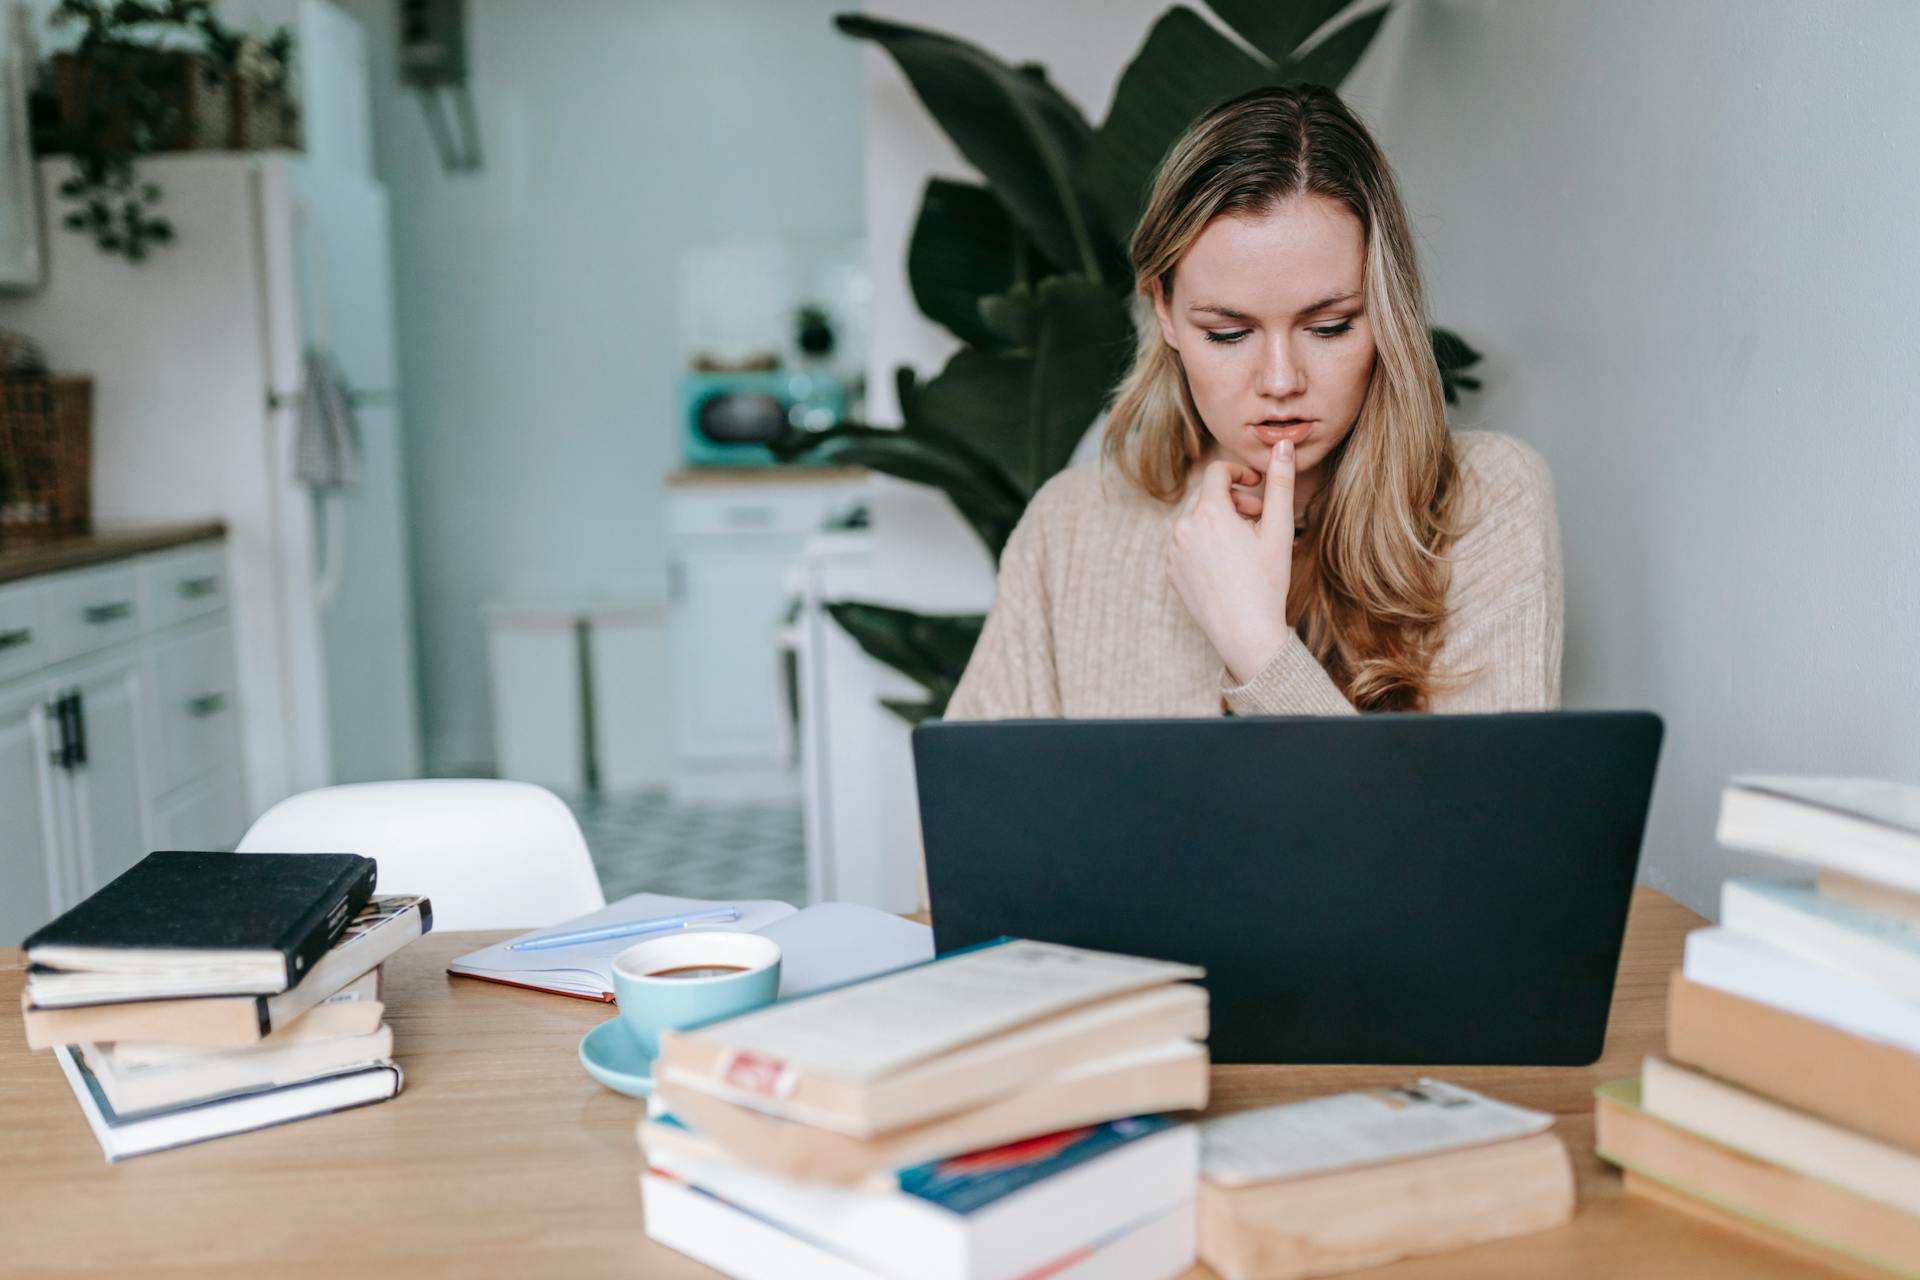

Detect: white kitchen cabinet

[151,769,248,852]
[49,650,150,900]
[0,678,60,945]
[664,472,866,800]
[0,534,246,939]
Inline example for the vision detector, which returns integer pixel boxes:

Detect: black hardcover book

[22,851,377,1001]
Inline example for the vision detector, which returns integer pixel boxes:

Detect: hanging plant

[41,0,296,262]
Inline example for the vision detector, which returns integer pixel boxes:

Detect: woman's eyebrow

[1187,303,1256,321]
[1296,290,1361,316]
[1187,291,1361,322]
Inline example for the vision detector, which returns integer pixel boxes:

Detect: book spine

[278,859,377,989]
[1667,974,1920,1155]
[1723,881,1920,1001]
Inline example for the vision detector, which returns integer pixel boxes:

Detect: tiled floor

[560,788,808,906]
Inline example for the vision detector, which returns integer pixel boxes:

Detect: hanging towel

[295,347,361,491]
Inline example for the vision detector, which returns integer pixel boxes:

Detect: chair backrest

[236,780,607,932]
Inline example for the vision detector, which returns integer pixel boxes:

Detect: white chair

[236,780,607,932]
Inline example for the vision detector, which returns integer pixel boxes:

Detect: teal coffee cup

[611,930,782,1058]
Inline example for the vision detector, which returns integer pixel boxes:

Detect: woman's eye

[1311,322,1355,339]
[1203,329,1250,345]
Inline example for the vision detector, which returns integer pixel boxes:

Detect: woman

[946,84,1562,720]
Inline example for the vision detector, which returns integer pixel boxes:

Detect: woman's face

[1151,195,1377,487]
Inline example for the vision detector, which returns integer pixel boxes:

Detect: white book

[1198,1080,1554,1188]
[54,1045,402,1161]
[645,1118,1196,1280]
[662,938,1202,1087]
[1682,926,1920,1054]
[1720,878,1920,1002]
[1643,1056,1920,1215]
[1718,776,1920,892]
[78,1024,394,1114]
[642,1173,1196,1280]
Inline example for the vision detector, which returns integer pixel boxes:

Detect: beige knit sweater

[945,430,1564,720]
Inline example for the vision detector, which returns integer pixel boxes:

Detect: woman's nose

[1257,336,1307,398]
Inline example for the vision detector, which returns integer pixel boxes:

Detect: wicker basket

[0,377,93,535]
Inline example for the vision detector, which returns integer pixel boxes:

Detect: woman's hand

[1167,440,1297,685]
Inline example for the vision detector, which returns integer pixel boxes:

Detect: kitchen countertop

[665,465,867,488]
[0,520,227,585]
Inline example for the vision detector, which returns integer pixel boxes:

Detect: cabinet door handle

[68,690,88,767]
[178,576,221,599]
[667,560,687,602]
[51,691,85,769]
[83,600,134,625]
[187,692,228,717]
[46,697,69,769]
[0,626,31,651]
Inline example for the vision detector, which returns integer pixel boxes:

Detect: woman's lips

[1253,420,1314,446]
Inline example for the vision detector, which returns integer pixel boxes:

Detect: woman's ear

[1149,278,1179,350]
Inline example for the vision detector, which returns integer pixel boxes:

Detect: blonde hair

[1102,85,1467,711]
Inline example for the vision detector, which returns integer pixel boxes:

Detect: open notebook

[446,894,933,1001]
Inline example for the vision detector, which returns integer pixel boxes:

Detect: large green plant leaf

[908,178,1055,351]
[825,603,985,724]
[836,14,1111,282]
[1281,5,1391,88]
[1024,276,1139,481]
[1430,326,1483,404]
[1077,7,1272,250]
[769,420,1027,559]
[912,275,1135,497]
[1201,0,1354,66]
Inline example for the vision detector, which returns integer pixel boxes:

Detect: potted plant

[775,2,1483,723]
[38,0,298,261]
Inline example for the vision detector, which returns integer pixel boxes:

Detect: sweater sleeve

[944,494,1064,721]
[1220,633,1360,716]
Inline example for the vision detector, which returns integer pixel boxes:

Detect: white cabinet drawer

[42,565,141,663]
[151,768,247,852]
[139,544,228,631]
[147,623,240,796]
[0,581,48,685]
[666,484,863,538]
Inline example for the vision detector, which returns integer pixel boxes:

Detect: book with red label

[654,937,1206,1139]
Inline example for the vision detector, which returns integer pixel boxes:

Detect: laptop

[913,711,1664,1066]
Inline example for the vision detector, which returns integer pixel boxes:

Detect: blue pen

[507,906,741,951]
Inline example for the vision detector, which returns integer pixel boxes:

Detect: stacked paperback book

[19,850,431,1161]
[1197,1081,1575,1280]
[1596,775,1920,1277]
[638,937,1212,1279]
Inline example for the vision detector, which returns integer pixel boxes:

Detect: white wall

[1339,0,1920,912]
[860,0,1920,916]
[338,0,867,773]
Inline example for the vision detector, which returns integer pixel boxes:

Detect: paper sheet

[758,903,932,998]
[446,894,797,998]
[446,896,933,1002]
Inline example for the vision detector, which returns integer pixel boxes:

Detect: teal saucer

[579,1017,655,1098]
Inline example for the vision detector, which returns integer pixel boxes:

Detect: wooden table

[0,889,1842,1278]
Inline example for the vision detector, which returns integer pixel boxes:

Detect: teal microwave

[680,370,846,467]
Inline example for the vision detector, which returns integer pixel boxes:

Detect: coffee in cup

[611,930,781,1056]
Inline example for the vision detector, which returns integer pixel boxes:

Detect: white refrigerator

[0,148,423,817]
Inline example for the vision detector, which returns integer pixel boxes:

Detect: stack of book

[1198,1081,1575,1280]
[19,850,432,1161]
[638,937,1211,1279]
[1596,775,1920,1277]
